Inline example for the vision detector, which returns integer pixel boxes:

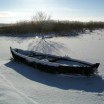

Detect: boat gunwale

[11,47,93,67]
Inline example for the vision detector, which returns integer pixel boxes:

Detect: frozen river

[0,30,104,104]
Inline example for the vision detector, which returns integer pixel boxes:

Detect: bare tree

[32,11,51,22]
[32,11,52,34]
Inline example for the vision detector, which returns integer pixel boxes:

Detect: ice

[0,30,104,104]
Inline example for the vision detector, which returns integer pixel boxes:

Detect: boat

[10,47,100,76]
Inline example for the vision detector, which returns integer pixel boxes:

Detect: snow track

[0,61,38,104]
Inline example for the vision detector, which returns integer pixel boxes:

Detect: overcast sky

[0,0,104,23]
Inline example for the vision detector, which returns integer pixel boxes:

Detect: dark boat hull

[10,47,100,76]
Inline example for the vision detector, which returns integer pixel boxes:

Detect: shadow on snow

[5,60,104,93]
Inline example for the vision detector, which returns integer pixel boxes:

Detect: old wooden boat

[10,47,100,76]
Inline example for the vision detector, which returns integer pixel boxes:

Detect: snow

[0,30,104,104]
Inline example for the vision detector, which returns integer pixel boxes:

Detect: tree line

[0,12,104,36]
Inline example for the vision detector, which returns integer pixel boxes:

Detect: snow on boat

[10,47,100,76]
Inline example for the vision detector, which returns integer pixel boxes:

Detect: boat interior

[14,48,91,67]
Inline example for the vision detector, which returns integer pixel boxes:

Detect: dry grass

[0,20,104,36]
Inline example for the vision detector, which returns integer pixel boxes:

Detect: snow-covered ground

[0,30,104,104]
